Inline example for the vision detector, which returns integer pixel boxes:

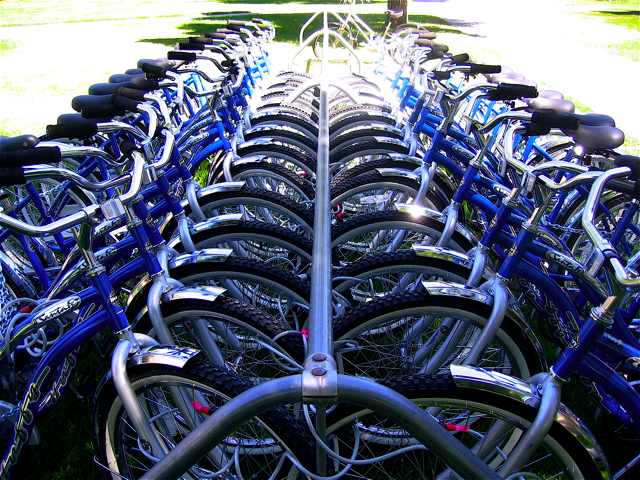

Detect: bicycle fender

[166,213,243,250]
[421,280,546,369]
[125,256,229,322]
[449,364,609,478]
[127,344,200,369]
[396,203,478,245]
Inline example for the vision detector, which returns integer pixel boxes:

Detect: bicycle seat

[108,73,143,84]
[89,77,159,95]
[575,113,615,127]
[526,97,575,114]
[89,82,126,95]
[0,134,39,152]
[71,94,124,119]
[125,68,144,75]
[46,114,98,140]
[487,72,527,83]
[539,90,564,100]
[418,31,437,40]
[137,58,175,78]
[564,124,624,150]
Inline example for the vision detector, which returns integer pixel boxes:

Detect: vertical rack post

[307,10,332,360]
[306,10,333,476]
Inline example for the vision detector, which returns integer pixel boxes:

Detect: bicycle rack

[140,11,501,480]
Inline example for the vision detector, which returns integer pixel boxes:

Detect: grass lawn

[578,0,640,63]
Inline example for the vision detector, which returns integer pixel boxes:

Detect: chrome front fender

[421,280,546,370]
[375,168,420,181]
[166,213,243,250]
[411,244,473,268]
[126,251,230,321]
[93,345,201,414]
[128,345,201,369]
[129,284,226,325]
[395,203,478,247]
[160,184,246,236]
[450,364,610,479]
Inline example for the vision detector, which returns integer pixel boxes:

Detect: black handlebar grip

[466,63,502,75]
[0,147,62,167]
[451,53,470,64]
[178,42,205,51]
[207,33,227,40]
[138,59,173,77]
[487,83,538,101]
[409,93,427,124]
[431,43,449,53]
[47,114,98,140]
[614,156,640,194]
[531,111,580,130]
[128,76,160,91]
[168,51,197,62]
[426,50,445,60]
[614,155,640,169]
[0,166,26,187]
[433,70,451,81]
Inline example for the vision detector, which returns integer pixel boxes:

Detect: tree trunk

[386,0,409,31]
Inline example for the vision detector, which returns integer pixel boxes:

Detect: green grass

[579,0,640,31]
[591,8,640,31]
[0,39,16,54]
[139,10,477,46]
[0,0,182,27]
[611,38,640,61]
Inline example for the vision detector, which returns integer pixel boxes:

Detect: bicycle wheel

[332,209,475,265]
[128,256,310,328]
[325,373,602,479]
[331,170,450,215]
[169,219,312,274]
[215,162,315,203]
[96,362,314,479]
[163,185,314,242]
[333,291,544,380]
[333,249,471,304]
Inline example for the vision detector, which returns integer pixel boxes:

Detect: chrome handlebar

[581,166,640,287]
[0,151,146,236]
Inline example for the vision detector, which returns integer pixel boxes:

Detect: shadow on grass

[594,10,640,16]
[590,9,640,31]
[139,11,479,46]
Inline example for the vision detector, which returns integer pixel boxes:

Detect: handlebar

[581,166,640,287]
[0,150,147,236]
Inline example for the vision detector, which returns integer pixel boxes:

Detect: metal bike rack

[140,12,500,480]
